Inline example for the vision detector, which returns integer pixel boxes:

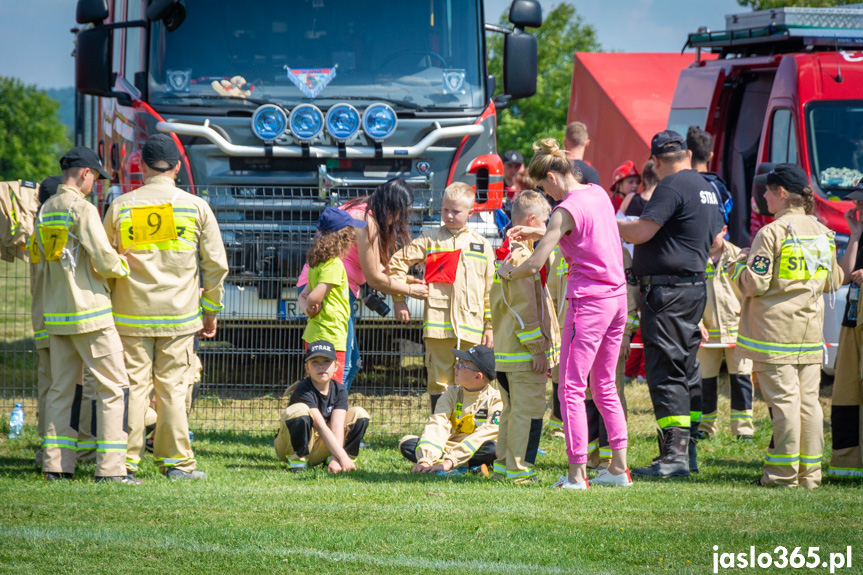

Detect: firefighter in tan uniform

[698,224,755,439]
[585,247,639,468]
[102,134,229,480]
[389,182,494,411]
[35,147,134,483]
[828,189,863,478]
[399,345,502,474]
[729,164,842,488]
[30,176,98,466]
[491,192,559,482]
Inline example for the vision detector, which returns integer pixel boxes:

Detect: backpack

[702,172,733,224]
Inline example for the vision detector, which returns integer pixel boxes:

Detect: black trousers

[640,283,706,427]
[399,437,497,468]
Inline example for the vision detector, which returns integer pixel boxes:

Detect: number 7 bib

[130,204,177,245]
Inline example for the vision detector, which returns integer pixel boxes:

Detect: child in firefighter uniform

[698,224,755,440]
[102,134,229,480]
[35,147,134,483]
[730,164,842,488]
[585,247,639,469]
[828,190,863,478]
[492,192,560,482]
[389,182,495,411]
[399,345,502,474]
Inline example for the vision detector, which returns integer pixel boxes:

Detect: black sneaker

[166,468,207,480]
[95,475,143,485]
[737,435,754,442]
[44,472,73,481]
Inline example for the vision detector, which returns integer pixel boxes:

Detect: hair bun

[533,138,561,155]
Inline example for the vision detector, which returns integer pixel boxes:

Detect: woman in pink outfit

[499,139,630,489]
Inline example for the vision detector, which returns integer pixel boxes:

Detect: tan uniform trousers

[586,356,627,468]
[698,345,755,437]
[42,327,129,477]
[123,334,196,475]
[425,337,474,397]
[829,326,863,478]
[494,370,548,482]
[755,362,823,488]
[274,403,370,468]
[34,349,97,465]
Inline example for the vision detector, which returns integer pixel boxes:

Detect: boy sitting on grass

[398,345,502,475]
[275,340,370,473]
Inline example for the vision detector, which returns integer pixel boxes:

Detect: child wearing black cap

[398,345,502,475]
[298,207,367,384]
[275,340,370,472]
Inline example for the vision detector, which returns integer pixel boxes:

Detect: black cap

[753,163,809,195]
[38,176,63,205]
[501,150,524,165]
[650,130,688,157]
[452,345,496,382]
[141,134,180,172]
[304,340,337,362]
[59,146,111,180]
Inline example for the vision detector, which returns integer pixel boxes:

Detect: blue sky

[0,0,744,89]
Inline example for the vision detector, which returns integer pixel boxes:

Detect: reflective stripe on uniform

[547,419,563,430]
[43,436,77,449]
[113,309,202,328]
[422,322,484,336]
[764,452,799,465]
[97,441,127,453]
[599,448,612,458]
[730,262,746,281]
[799,453,822,466]
[460,439,478,455]
[827,466,863,477]
[126,459,139,470]
[586,440,598,454]
[736,335,823,355]
[287,458,307,469]
[506,468,536,480]
[417,439,444,454]
[34,330,49,341]
[77,441,97,451]
[730,411,752,421]
[701,413,718,422]
[153,456,191,466]
[44,305,113,326]
[690,410,702,423]
[201,297,223,314]
[516,328,542,344]
[657,415,691,429]
[492,462,506,476]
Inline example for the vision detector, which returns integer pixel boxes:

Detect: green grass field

[1,381,861,575]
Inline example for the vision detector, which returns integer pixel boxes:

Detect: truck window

[124,0,144,91]
[806,100,863,198]
[667,108,707,136]
[769,108,797,164]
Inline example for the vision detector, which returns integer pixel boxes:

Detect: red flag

[425,250,461,284]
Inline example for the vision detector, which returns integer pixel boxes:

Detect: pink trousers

[559,293,628,464]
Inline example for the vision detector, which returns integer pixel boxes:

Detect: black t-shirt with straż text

[572,160,600,186]
[633,169,722,277]
[289,377,349,424]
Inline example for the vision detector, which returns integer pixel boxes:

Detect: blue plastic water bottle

[9,403,24,439]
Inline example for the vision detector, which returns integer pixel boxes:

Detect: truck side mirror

[76,27,132,106]
[76,0,109,24]
[752,162,776,217]
[503,28,538,100]
[147,0,185,30]
[509,0,543,28]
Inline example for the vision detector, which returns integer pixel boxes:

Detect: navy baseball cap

[317,206,367,233]
[38,176,63,205]
[59,146,111,179]
[142,134,180,171]
[501,150,524,165]
[753,163,809,195]
[452,345,496,382]
[650,130,688,157]
[304,340,337,362]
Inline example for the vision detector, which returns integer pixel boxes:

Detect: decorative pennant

[284,65,337,99]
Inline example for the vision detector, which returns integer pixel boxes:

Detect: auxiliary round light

[251,104,288,141]
[289,104,324,141]
[362,104,397,141]
[326,104,361,141]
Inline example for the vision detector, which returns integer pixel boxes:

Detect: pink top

[554,184,626,300]
[298,203,368,296]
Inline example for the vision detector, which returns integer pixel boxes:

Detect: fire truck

[70,0,541,369]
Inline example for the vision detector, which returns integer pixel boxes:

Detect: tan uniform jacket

[730,207,843,364]
[34,185,130,335]
[491,239,560,371]
[415,383,503,467]
[0,180,38,262]
[29,242,49,349]
[703,240,745,344]
[389,225,493,343]
[621,248,640,337]
[102,176,229,336]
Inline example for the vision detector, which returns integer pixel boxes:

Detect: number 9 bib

[130,204,177,245]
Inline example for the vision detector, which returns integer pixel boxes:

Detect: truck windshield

[148,0,484,110]
[807,100,863,197]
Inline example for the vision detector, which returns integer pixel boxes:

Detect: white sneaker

[552,475,589,490]
[591,468,633,487]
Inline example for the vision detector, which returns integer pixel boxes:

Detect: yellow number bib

[130,204,177,245]
[41,227,69,261]
[778,240,831,280]
[28,235,41,264]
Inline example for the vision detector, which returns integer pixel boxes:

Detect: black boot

[632,427,690,478]
[688,423,699,474]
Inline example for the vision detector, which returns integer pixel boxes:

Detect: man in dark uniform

[564,121,600,185]
[618,130,722,477]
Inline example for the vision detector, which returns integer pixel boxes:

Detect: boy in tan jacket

[389,182,495,411]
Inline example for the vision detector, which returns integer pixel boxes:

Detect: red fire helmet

[611,160,641,189]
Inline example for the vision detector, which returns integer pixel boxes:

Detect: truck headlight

[326,104,360,141]
[251,105,288,142]
[362,104,397,141]
[289,104,324,141]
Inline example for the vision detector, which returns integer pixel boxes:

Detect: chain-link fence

[1,184,504,435]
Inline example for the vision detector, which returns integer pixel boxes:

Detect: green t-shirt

[303,257,350,350]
